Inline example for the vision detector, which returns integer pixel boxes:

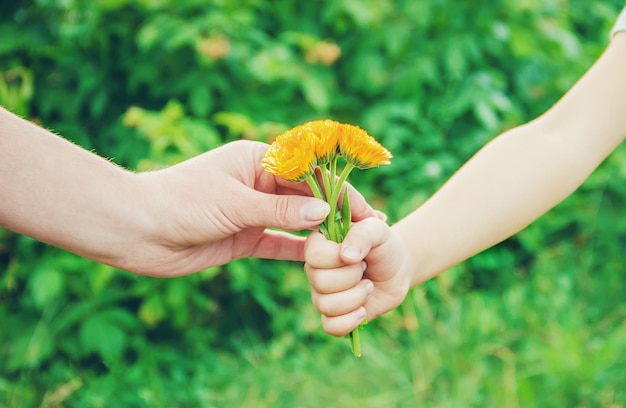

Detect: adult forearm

[0,107,156,267]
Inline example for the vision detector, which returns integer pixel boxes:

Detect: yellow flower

[338,124,392,169]
[261,119,389,358]
[302,119,340,165]
[262,126,317,182]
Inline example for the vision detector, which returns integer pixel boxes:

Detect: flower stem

[328,161,362,356]
[326,158,339,241]
[330,156,337,186]
[313,161,364,357]
[325,163,355,242]
[305,175,325,202]
[319,163,332,203]
[328,162,355,212]
[350,327,362,358]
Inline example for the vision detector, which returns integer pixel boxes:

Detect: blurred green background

[2,0,626,406]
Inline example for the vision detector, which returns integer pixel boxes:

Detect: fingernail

[365,281,374,294]
[342,245,361,261]
[301,200,330,221]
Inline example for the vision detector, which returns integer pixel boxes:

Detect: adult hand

[0,106,378,277]
[137,140,379,276]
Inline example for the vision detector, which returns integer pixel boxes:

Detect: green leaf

[473,100,500,130]
[7,326,54,372]
[28,267,65,309]
[318,222,330,239]
[138,294,166,327]
[189,85,213,117]
[79,310,134,361]
[301,74,330,111]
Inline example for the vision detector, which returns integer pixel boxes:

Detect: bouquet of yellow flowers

[262,119,392,357]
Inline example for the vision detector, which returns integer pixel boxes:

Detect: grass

[4,190,626,408]
[3,233,626,408]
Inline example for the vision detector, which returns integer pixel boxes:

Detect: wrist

[391,219,434,289]
[395,232,419,292]
[130,162,214,252]
[131,169,180,243]
[96,170,172,274]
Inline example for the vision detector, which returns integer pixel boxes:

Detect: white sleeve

[611,6,626,37]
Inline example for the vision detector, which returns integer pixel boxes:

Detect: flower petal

[338,124,392,169]
[262,126,317,182]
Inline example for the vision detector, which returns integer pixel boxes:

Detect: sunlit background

[1,0,626,406]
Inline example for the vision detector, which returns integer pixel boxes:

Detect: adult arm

[0,107,377,276]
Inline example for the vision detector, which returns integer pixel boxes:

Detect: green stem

[326,162,355,243]
[350,326,362,358]
[308,161,368,357]
[327,157,347,242]
[319,163,332,203]
[321,164,342,241]
[326,158,339,242]
[305,175,325,202]
[328,162,355,213]
[328,162,362,356]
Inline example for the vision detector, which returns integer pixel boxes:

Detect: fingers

[304,217,402,337]
[322,307,368,337]
[304,231,342,268]
[373,210,388,222]
[305,231,373,337]
[307,270,373,337]
[308,269,372,337]
[237,190,331,231]
[249,230,306,261]
[311,278,373,317]
[304,218,390,268]
[340,182,378,222]
[212,140,385,233]
[305,255,365,293]
[339,217,391,264]
[275,175,382,223]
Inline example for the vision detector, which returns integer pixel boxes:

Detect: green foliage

[1,0,626,406]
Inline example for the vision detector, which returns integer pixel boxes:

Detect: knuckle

[304,240,339,269]
[303,244,320,264]
[303,262,324,285]
[309,291,326,314]
[315,295,334,316]
[273,195,292,224]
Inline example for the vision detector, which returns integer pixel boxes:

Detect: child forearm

[394,122,594,286]
[395,33,626,286]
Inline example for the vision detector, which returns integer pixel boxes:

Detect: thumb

[236,190,330,231]
[339,217,391,264]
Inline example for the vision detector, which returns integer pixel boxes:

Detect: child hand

[304,217,411,337]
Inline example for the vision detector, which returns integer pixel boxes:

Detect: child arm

[398,33,626,287]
